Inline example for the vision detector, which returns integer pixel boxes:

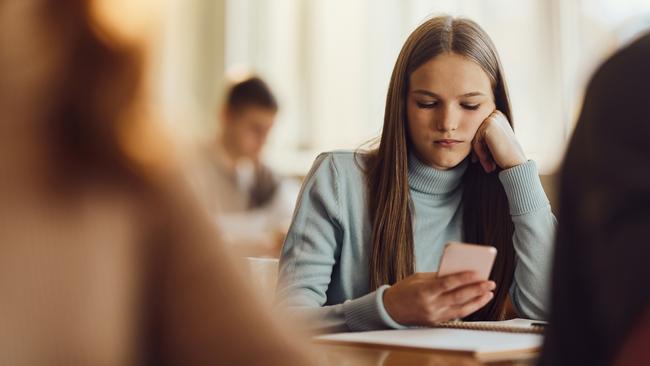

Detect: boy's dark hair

[225,77,278,112]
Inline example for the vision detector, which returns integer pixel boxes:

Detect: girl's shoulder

[301,151,371,215]
[310,149,370,181]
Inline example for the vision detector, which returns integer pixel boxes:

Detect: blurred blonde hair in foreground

[0,1,313,365]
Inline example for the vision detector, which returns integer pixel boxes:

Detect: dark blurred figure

[539,33,650,366]
[0,1,312,365]
[612,308,650,365]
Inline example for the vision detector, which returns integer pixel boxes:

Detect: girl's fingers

[431,271,480,294]
[481,142,496,173]
[473,135,494,173]
[437,281,496,307]
[439,292,494,320]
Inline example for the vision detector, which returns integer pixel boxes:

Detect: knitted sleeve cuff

[498,160,550,216]
[342,285,407,331]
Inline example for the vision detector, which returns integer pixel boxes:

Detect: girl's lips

[434,139,462,147]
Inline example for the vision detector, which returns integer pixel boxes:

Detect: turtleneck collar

[408,151,468,195]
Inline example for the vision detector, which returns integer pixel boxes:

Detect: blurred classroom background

[94,0,650,260]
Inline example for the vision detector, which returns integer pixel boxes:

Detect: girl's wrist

[501,157,527,170]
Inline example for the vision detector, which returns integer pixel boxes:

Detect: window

[154,0,650,175]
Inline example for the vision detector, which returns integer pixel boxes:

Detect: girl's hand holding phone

[382,271,495,326]
[382,242,498,326]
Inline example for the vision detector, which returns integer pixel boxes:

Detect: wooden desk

[315,343,537,366]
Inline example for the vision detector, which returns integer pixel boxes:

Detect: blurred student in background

[211,77,279,213]
[539,33,650,366]
[0,1,312,365]
[196,76,298,257]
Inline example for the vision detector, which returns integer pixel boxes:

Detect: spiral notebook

[433,318,546,334]
[315,318,545,361]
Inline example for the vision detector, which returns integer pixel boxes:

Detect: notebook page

[315,327,543,354]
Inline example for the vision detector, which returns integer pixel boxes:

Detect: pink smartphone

[437,242,497,280]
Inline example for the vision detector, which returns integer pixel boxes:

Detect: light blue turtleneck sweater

[276,151,556,333]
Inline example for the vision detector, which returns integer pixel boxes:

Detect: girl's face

[406,52,495,170]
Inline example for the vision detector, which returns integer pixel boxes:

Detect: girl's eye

[461,103,480,111]
[416,101,438,109]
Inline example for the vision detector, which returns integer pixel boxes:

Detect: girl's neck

[408,152,468,195]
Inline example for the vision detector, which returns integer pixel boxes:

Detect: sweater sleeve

[498,160,557,320]
[275,153,404,333]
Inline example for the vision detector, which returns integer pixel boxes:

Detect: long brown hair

[366,16,515,320]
